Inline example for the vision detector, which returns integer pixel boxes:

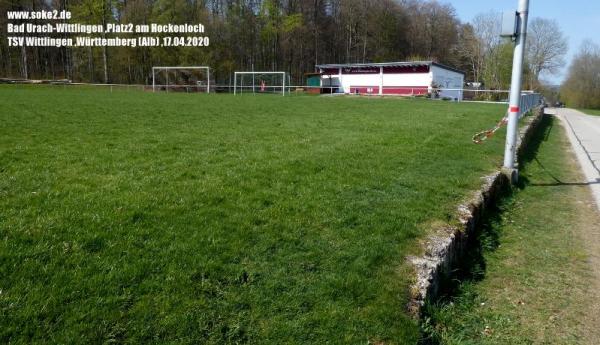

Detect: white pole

[503,0,530,173]
[379,67,383,96]
[283,72,286,96]
[152,68,155,92]
[338,68,343,94]
[234,73,237,95]
[207,68,210,94]
[319,69,323,91]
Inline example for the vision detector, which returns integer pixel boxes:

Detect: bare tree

[527,18,567,88]
[454,23,483,83]
[472,11,501,54]
[457,11,502,85]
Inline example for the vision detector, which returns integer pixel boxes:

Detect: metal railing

[518,92,542,117]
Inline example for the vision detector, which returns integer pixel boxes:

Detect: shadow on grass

[518,113,554,182]
[418,114,561,345]
[519,114,599,187]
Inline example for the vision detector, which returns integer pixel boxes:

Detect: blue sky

[448,0,600,84]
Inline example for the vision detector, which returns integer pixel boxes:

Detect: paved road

[549,108,600,210]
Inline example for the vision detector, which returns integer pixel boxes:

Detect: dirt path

[551,108,600,343]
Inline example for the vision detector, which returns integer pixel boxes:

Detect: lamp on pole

[502,0,530,181]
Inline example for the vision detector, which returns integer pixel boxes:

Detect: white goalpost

[234,72,288,96]
[152,66,211,93]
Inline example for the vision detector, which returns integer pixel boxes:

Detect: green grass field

[577,108,600,116]
[0,85,507,344]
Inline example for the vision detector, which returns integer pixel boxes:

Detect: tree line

[0,0,567,89]
[561,41,600,109]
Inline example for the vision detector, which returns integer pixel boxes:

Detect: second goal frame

[233,71,287,96]
[152,66,211,93]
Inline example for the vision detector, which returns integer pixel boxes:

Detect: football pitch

[0,85,507,343]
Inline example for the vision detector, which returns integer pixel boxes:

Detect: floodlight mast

[503,0,530,178]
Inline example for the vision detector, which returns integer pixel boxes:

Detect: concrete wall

[382,73,431,95]
[430,65,464,100]
[320,69,430,95]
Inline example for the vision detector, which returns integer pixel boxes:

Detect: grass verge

[423,115,600,344]
[577,108,600,116]
[0,85,509,343]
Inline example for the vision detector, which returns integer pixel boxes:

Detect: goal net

[152,66,211,93]
[234,72,288,96]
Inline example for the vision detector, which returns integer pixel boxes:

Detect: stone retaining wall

[407,107,545,317]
